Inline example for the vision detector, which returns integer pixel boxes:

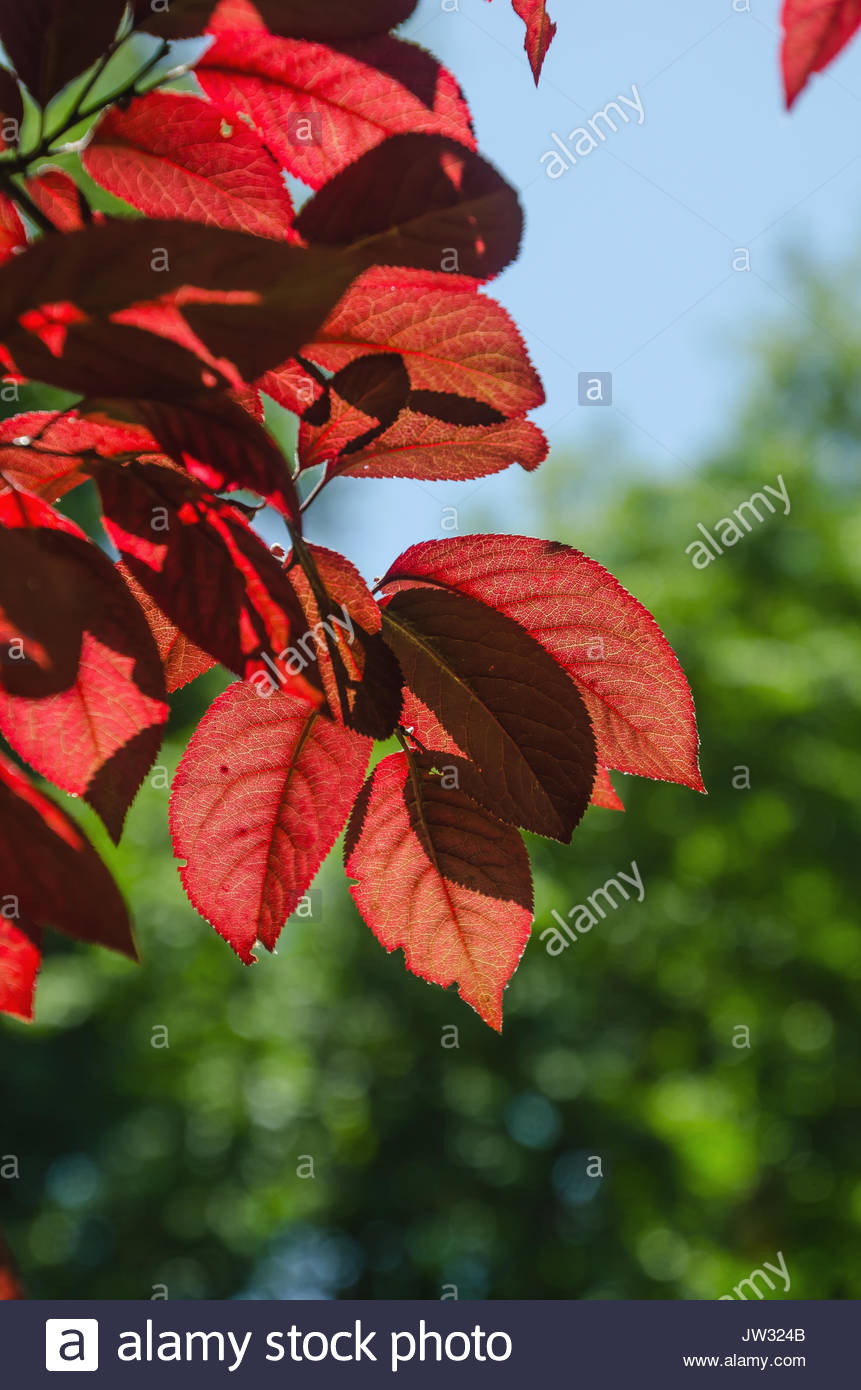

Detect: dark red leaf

[0,220,359,388]
[344,750,533,1031]
[0,487,169,840]
[127,394,302,521]
[0,749,136,957]
[96,457,318,697]
[379,585,596,841]
[0,527,84,697]
[171,681,372,961]
[83,93,295,238]
[137,0,419,41]
[0,67,23,132]
[198,30,474,190]
[295,134,522,284]
[782,0,861,106]
[0,0,126,105]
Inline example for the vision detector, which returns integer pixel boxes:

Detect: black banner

[2,1299,855,1386]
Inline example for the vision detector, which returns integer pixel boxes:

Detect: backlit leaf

[782,0,861,106]
[198,30,474,189]
[263,281,544,417]
[0,749,136,957]
[0,409,155,501]
[591,765,624,812]
[510,0,557,84]
[344,751,533,1031]
[25,168,89,231]
[381,535,704,792]
[0,488,169,840]
[83,93,295,238]
[0,916,41,1021]
[307,402,547,481]
[118,564,215,694]
[171,680,372,961]
[0,192,25,263]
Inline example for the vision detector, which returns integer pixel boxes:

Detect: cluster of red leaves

[2,0,848,1037]
[27,0,861,1043]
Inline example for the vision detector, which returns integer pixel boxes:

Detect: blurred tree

[1,264,859,1300]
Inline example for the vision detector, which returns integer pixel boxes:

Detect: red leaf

[381,535,704,793]
[0,192,25,264]
[510,0,557,84]
[25,168,90,231]
[96,457,318,696]
[782,0,861,106]
[198,31,474,190]
[139,0,419,41]
[265,282,544,417]
[344,751,533,1031]
[171,681,372,961]
[591,765,624,812]
[268,279,547,481]
[118,564,215,693]
[0,487,169,840]
[0,749,136,957]
[379,585,596,841]
[83,93,295,238]
[0,0,126,104]
[0,409,154,500]
[306,401,547,481]
[0,915,41,1021]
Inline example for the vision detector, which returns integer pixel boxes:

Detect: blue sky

[301,0,861,577]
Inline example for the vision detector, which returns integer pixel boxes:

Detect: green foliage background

[2,270,859,1300]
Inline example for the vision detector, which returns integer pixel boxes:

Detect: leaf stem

[285,520,353,724]
[299,472,329,513]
